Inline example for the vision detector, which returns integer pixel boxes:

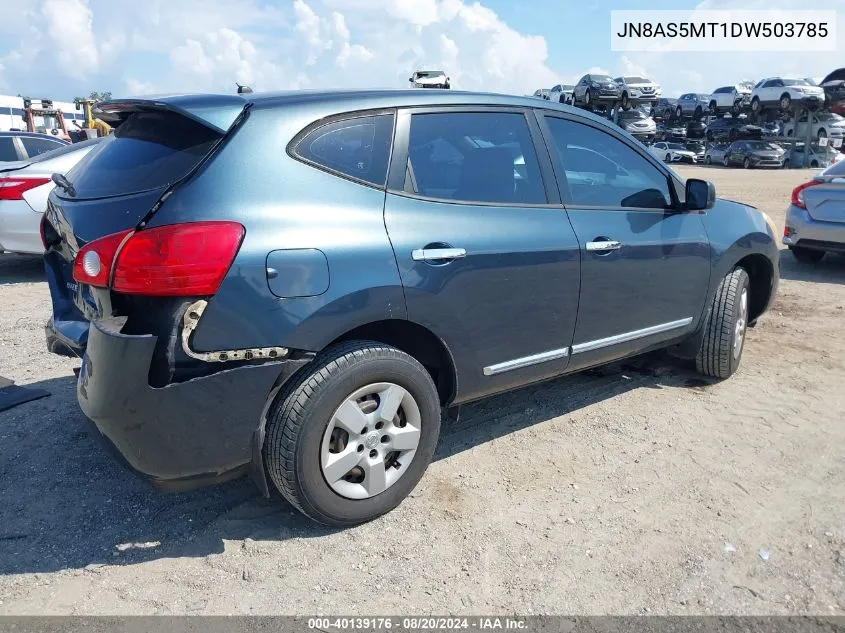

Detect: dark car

[658,120,687,141]
[41,90,780,526]
[686,120,707,139]
[651,98,678,119]
[614,109,656,142]
[0,130,68,163]
[820,68,845,108]
[761,121,783,137]
[572,73,621,109]
[705,116,763,141]
[723,140,785,168]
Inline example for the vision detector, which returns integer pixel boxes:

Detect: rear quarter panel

[148,104,407,353]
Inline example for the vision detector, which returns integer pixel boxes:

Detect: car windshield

[624,77,649,83]
[782,79,810,86]
[620,111,647,119]
[667,143,685,150]
[592,75,614,83]
[818,113,844,122]
[417,71,444,78]
[561,85,575,90]
[746,142,779,150]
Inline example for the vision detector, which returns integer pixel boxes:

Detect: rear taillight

[791,180,823,209]
[0,177,51,201]
[72,222,244,296]
[73,229,133,288]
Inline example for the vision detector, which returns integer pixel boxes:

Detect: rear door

[383,107,581,402]
[538,112,710,371]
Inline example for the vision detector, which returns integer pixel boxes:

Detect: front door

[383,108,581,402]
[539,113,711,371]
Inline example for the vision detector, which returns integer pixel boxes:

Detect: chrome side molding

[482,317,693,376]
[571,317,693,355]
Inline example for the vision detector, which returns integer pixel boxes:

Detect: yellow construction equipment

[73,98,112,139]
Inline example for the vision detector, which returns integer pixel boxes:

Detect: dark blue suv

[42,90,779,526]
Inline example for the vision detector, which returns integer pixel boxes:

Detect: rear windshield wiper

[51,173,76,197]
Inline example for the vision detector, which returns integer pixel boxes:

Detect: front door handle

[585,240,621,252]
[412,247,467,262]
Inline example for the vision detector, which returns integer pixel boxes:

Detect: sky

[0,0,842,101]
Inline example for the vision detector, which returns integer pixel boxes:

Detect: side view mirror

[685,178,716,211]
[408,77,413,82]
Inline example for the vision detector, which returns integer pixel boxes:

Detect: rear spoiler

[93,94,250,134]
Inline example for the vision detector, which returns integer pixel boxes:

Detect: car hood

[671,149,696,156]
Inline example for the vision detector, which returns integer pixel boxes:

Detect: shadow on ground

[0,254,44,286]
[779,248,845,285]
[0,353,709,575]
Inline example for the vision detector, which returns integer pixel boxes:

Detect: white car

[549,84,575,104]
[708,85,751,115]
[409,70,450,89]
[614,76,662,109]
[784,112,845,141]
[0,138,99,254]
[750,77,825,113]
[649,141,697,164]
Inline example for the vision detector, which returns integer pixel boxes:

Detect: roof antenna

[236,83,253,94]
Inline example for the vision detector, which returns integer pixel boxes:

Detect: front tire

[264,341,441,526]
[743,157,751,169]
[780,94,791,111]
[696,268,750,379]
[751,97,761,113]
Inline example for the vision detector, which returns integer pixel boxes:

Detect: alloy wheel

[733,288,748,360]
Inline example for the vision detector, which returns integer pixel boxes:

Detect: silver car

[0,138,100,255]
[704,143,730,165]
[783,159,845,262]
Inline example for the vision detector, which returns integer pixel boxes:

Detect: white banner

[611,10,837,52]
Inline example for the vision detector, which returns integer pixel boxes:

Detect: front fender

[670,199,779,359]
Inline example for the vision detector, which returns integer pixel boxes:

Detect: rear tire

[790,246,825,263]
[264,341,441,526]
[695,268,750,379]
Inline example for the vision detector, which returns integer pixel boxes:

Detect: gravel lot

[0,166,843,615]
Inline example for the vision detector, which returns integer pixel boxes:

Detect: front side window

[405,111,546,205]
[545,117,671,210]
[295,113,394,187]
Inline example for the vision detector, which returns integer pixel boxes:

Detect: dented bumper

[77,318,309,491]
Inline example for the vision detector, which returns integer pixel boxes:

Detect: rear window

[293,113,394,187]
[63,110,222,199]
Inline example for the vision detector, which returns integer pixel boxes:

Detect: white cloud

[41,0,99,75]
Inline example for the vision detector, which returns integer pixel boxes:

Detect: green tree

[87,90,112,102]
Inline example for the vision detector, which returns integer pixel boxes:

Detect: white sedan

[784,112,845,141]
[649,141,698,164]
[0,138,99,255]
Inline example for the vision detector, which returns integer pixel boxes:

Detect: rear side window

[294,114,394,187]
[21,136,64,158]
[63,110,223,199]
[0,137,17,161]
[405,111,546,205]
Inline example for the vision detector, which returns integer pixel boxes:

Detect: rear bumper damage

[76,318,310,492]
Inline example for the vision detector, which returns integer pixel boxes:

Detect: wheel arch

[328,319,458,407]
[733,253,775,323]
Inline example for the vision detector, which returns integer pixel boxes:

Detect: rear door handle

[412,247,467,262]
[585,240,621,252]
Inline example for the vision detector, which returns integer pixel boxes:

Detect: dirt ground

[0,166,843,615]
